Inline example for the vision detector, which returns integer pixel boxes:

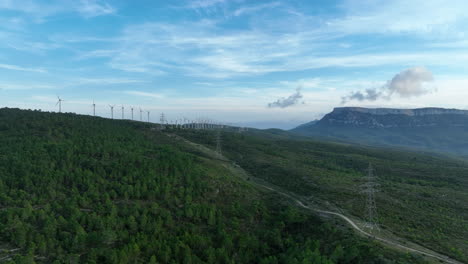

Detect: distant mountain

[238,120,307,130]
[292,119,318,130]
[291,107,468,156]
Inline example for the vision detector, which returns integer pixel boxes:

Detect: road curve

[260,185,463,264]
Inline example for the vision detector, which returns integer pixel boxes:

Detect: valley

[175,127,468,263]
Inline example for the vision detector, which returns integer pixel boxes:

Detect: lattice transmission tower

[160,113,166,129]
[361,163,379,232]
[215,129,222,156]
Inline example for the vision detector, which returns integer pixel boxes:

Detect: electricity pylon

[215,129,222,156]
[160,113,166,129]
[361,163,379,232]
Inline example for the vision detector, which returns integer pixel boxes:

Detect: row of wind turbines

[56,96,151,122]
[54,96,238,131]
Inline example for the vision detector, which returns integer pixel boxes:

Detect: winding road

[260,186,463,264]
[173,132,465,264]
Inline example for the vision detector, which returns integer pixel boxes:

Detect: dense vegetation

[0,108,426,263]
[175,128,468,263]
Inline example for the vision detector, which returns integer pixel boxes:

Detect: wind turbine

[92,100,96,116]
[131,107,134,120]
[56,96,64,113]
[109,105,115,119]
[147,110,150,123]
[121,105,125,119]
[139,108,143,121]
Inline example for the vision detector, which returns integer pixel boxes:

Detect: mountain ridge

[331,107,468,116]
[291,106,468,156]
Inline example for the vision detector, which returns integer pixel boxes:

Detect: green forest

[175,128,468,263]
[0,108,429,263]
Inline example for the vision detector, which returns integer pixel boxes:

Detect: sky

[1,0,468,129]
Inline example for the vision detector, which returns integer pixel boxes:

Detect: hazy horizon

[1,0,468,128]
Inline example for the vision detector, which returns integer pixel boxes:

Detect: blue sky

[1,0,468,128]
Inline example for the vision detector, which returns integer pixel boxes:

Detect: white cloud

[0,78,146,92]
[341,78,468,110]
[0,83,57,90]
[30,95,58,103]
[75,5,468,78]
[186,0,228,9]
[0,63,46,73]
[233,2,280,16]
[332,0,468,36]
[123,91,164,99]
[342,67,435,103]
[80,20,318,77]
[386,67,434,97]
[75,78,146,85]
[76,0,116,18]
[280,78,321,89]
[0,0,116,21]
[0,0,58,18]
[3,0,467,125]
[268,88,304,108]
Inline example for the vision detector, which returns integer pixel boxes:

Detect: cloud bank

[342,67,434,103]
[268,88,303,108]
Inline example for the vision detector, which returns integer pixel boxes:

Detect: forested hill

[174,128,468,263]
[0,108,424,263]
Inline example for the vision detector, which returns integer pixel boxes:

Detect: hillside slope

[291,107,468,156]
[175,128,468,263]
[0,108,426,264]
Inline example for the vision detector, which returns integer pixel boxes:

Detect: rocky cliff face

[332,107,468,116]
[318,107,468,128]
[291,107,468,156]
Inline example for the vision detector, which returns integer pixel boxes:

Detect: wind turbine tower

[147,110,150,123]
[109,105,115,119]
[139,108,143,121]
[56,96,64,113]
[121,105,125,119]
[92,100,96,116]
[131,107,134,120]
